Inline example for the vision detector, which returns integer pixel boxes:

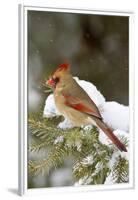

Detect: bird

[46,62,127,152]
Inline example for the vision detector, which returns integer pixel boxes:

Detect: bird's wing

[62,92,102,119]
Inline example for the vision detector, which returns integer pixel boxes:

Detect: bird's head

[46,62,70,89]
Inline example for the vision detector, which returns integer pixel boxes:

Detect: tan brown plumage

[47,63,127,152]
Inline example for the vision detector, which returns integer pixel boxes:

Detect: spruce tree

[28,112,129,185]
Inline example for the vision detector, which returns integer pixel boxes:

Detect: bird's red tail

[96,119,127,152]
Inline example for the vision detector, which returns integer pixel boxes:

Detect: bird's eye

[53,77,59,84]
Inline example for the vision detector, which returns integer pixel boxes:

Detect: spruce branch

[28,117,64,147]
[29,140,49,152]
[28,115,129,185]
[28,144,69,176]
[73,135,112,184]
[112,156,129,183]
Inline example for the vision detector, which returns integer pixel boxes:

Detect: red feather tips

[66,102,93,113]
[57,62,70,72]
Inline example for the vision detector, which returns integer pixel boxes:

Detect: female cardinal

[46,63,127,152]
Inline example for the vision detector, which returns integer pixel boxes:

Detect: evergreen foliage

[28,115,129,185]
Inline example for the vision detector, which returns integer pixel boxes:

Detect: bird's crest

[56,62,70,72]
[52,62,70,77]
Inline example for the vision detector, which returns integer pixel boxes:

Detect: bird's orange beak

[46,78,55,88]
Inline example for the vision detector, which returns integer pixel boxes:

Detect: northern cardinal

[46,63,127,152]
